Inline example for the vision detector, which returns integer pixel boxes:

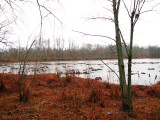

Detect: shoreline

[1,57,160,63]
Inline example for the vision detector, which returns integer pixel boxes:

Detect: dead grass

[0,73,160,120]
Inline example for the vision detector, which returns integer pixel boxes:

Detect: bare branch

[117,0,121,13]
[34,0,63,45]
[122,0,131,17]
[135,0,140,12]
[138,0,146,13]
[36,0,43,45]
[39,5,62,25]
[4,0,21,22]
[87,17,114,22]
[140,2,160,14]
[103,7,114,14]
[101,59,120,80]
[1,0,63,48]
[72,30,116,42]
[0,20,14,30]
[56,0,64,8]
[130,0,133,13]
[119,29,129,57]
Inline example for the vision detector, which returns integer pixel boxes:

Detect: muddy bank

[0,73,160,119]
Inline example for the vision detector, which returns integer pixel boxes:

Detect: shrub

[147,87,160,98]
[66,73,72,83]
[87,87,105,108]
[0,78,6,92]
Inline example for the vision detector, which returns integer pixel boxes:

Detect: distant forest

[0,43,160,62]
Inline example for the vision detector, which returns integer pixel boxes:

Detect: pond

[0,58,160,85]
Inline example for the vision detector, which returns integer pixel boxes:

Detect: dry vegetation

[0,73,160,120]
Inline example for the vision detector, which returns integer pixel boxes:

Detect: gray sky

[3,0,160,48]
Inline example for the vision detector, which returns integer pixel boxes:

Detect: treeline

[0,44,160,62]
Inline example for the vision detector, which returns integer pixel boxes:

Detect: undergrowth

[0,73,159,120]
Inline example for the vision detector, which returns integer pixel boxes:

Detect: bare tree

[112,0,160,112]
[0,1,15,46]
[2,0,62,47]
[73,0,160,112]
[35,0,62,45]
[1,0,62,101]
[18,40,35,102]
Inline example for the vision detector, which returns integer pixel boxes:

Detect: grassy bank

[0,73,160,119]
[1,57,160,63]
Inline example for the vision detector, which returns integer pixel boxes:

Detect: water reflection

[0,59,160,85]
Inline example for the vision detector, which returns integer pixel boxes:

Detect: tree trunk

[113,0,130,111]
[127,13,135,111]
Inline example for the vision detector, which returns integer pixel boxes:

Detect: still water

[0,59,160,85]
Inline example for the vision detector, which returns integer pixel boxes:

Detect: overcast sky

[3,0,160,48]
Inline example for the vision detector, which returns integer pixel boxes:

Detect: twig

[122,0,131,17]
[87,17,114,22]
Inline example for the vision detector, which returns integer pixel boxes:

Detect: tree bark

[127,11,135,111]
[113,0,130,111]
